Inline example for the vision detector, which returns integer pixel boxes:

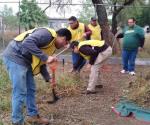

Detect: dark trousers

[72,52,86,72]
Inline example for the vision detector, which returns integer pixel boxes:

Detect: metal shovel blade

[47,88,59,104]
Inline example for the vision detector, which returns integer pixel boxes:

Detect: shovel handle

[51,68,56,87]
[55,47,69,57]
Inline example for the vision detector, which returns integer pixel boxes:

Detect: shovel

[47,61,59,104]
[47,47,69,104]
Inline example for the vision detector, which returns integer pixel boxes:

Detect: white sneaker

[129,71,135,76]
[120,70,128,74]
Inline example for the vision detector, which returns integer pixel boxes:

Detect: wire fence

[0,1,150,7]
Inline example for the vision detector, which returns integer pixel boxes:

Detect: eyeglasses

[128,21,134,23]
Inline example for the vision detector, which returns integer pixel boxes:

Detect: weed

[55,72,83,97]
[0,59,11,112]
[0,121,4,125]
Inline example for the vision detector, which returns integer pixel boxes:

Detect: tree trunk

[92,0,122,54]
[29,24,35,30]
[25,26,28,31]
[92,0,135,54]
[92,0,112,46]
[111,0,135,34]
[112,13,118,35]
[29,21,35,30]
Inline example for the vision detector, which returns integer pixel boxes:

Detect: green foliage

[136,3,150,26]
[20,0,48,30]
[116,0,148,26]
[78,0,96,24]
[117,2,142,25]
[0,121,4,125]
[4,16,19,29]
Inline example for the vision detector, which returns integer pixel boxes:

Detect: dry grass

[35,70,84,100]
[124,72,150,108]
[0,60,11,125]
[56,72,84,97]
[138,34,150,58]
[0,30,18,48]
[0,60,11,112]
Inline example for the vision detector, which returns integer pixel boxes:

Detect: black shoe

[12,123,23,125]
[81,90,97,94]
[96,85,103,88]
[86,90,97,94]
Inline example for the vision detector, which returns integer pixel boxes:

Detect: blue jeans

[72,52,86,72]
[122,49,138,72]
[3,57,38,124]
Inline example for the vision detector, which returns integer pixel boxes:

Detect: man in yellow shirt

[68,16,92,72]
[88,17,102,40]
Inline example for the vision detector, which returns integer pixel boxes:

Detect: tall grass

[0,121,4,125]
[0,60,11,112]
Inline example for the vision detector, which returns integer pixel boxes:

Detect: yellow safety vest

[14,28,57,75]
[68,23,85,42]
[78,40,105,60]
[88,24,101,40]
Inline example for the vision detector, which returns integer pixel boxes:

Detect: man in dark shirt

[70,40,112,94]
[2,27,71,125]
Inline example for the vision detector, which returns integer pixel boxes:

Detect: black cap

[68,16,77,21]
[91,16,97,21]
[69,41,79,49]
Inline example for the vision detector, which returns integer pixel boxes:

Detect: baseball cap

[91,16,97,21]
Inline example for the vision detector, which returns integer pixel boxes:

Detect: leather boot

[26,114,50,125]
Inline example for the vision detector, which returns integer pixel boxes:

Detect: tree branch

[114,0,135,15]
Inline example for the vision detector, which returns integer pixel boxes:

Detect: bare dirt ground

[37,63,150,125]
[1,63,150,125]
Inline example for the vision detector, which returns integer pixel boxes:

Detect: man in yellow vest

[68,16,92,72]
[70,40,112,94]
[2,27,71,125]
[88,17,102,40]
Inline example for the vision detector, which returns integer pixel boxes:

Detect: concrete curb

[58,55,150,66]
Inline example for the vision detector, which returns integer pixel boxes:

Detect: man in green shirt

[117,17,145,75]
